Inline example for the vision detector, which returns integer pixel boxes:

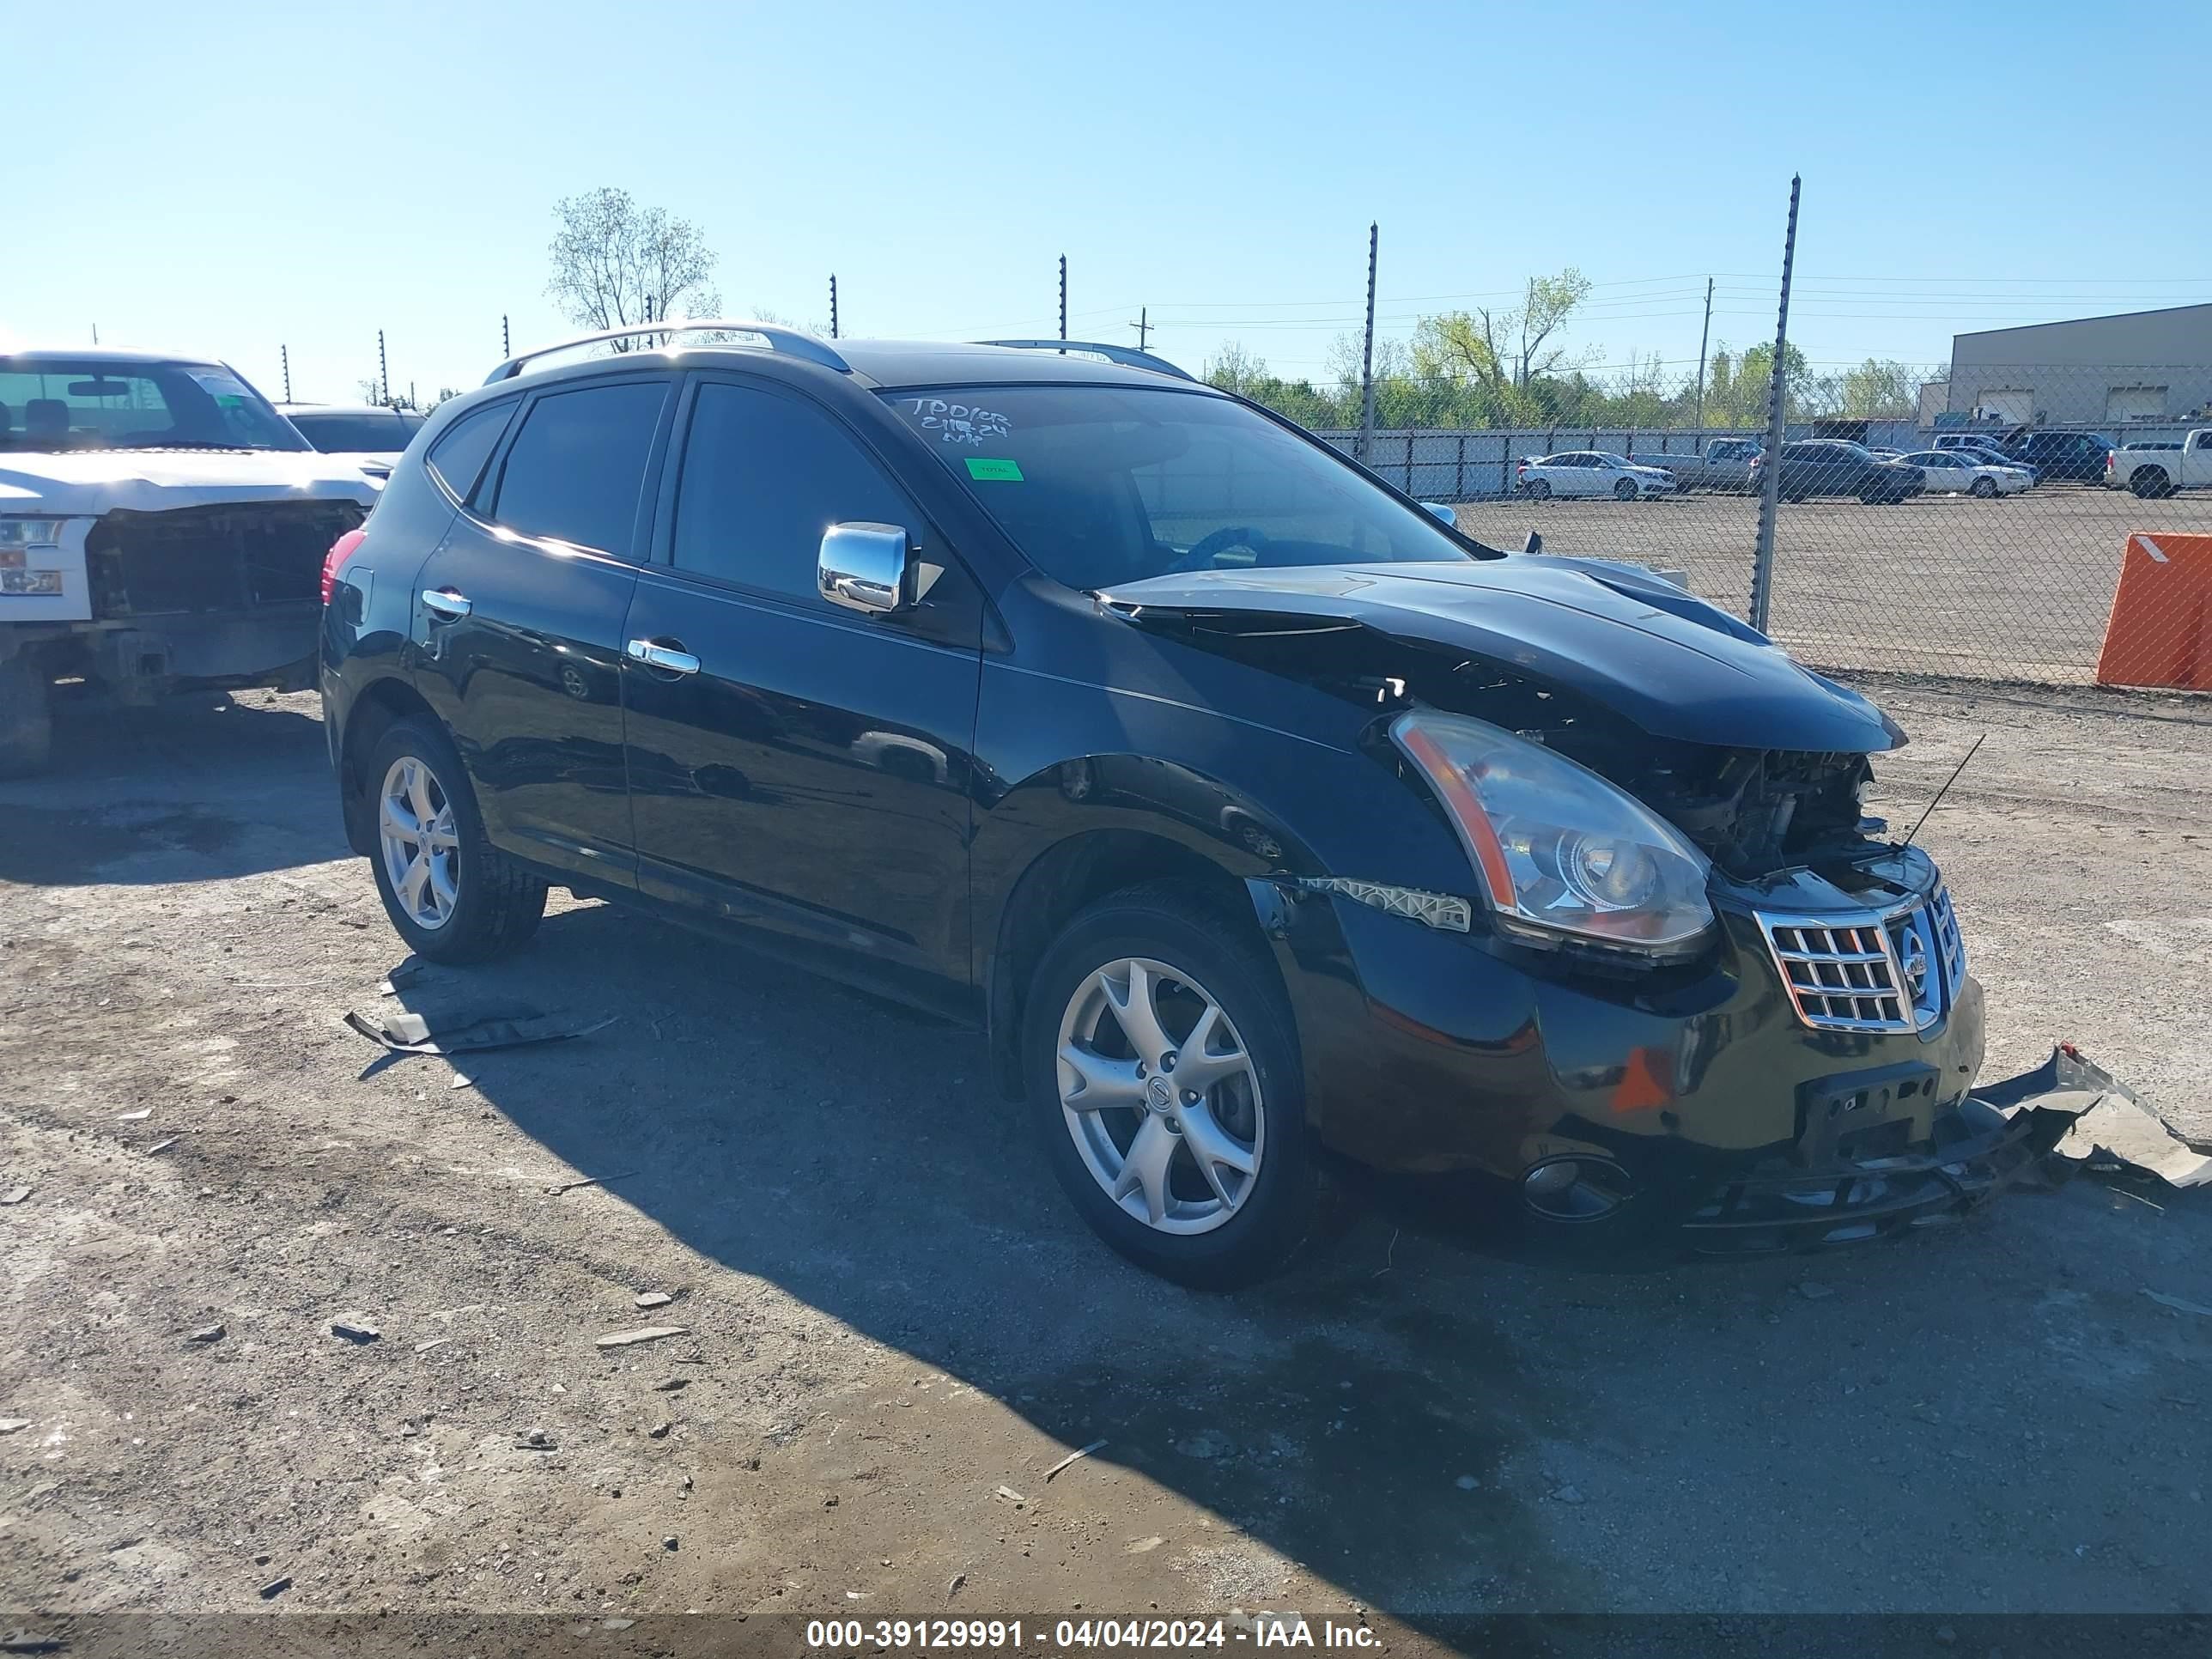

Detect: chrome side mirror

[1422,501,1457,526]
[818,522,913,615]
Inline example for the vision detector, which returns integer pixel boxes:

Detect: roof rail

[975,339,1196,382]
[484,320,849,385]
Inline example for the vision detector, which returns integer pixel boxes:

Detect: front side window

[884,385,1472,590]
[489,380,668,556]
[672,381,916,602]
[0,358,305,453]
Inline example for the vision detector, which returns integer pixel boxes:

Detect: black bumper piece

[1679,1095,2077,1256]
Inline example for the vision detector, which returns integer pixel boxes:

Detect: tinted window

[672,381,915,601]
[490,381,667,556]
[289,410,422,453]
[427,400,516,501]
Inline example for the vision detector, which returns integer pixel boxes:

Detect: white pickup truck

[2,349,379,775]
[2105,428,2212,498]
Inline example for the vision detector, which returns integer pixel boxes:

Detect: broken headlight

[1389,710,1715,960]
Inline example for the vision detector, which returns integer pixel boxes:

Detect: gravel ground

[1449,486,2212,684]
[1,683,2207,1638]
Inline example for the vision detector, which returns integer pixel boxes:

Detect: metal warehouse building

[1945,302,2212,429]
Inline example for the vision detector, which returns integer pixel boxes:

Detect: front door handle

[626,638,702,677]
[422,587,471,620]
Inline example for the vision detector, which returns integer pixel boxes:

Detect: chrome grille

[1758,890,1966,1036]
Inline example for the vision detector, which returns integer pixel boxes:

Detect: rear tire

[363,717,546,963]
[1023,883,1322,1288]
[0,653,54,781]
[2131,469,2171,500]
[1526,478,1552,500]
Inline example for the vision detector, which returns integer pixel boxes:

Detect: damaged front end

[82,498,366,693]
[1101,557,2104,1252]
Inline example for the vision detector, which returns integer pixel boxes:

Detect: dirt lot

[2,682,2209,1640]
[1451,485,2212,684]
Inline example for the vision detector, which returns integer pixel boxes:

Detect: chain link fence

[1312,363,2212,689]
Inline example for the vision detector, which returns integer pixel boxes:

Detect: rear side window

[490,380,668,556]
[670,381,915,603]
[425,401,514,501]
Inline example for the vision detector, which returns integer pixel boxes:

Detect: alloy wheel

[1055,957,1264,1236]
[379,754,461,931]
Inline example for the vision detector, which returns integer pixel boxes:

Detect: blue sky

[11,0,2209,404]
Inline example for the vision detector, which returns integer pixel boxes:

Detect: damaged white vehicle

[1,350,379,776]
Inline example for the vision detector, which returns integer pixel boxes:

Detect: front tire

[0,653,54,781]
[1971,477,1998,499]
[1024,884,1320,1288]
[363,717,546,963]
[1613,477,1638,501]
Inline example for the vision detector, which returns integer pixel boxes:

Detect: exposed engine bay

[86,500,366,619]
[1115,607,1878,881]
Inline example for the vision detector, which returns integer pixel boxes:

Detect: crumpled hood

[1098,555,1905,752]
[0,450,381,516]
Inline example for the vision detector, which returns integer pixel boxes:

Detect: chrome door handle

[422,588,471,620]
[625,638,701,676]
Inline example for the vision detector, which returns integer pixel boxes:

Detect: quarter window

[671,381,917,602]
[426,400,515,502]
[489,380,668,556]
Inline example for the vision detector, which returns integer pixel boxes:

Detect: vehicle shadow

[0,691,342,887]
[386,897,1602,1621]
[375,896,2212,1628]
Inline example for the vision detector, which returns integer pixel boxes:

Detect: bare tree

[547,188,724,349]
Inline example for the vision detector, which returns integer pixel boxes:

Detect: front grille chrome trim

[1756,887,1966,1035]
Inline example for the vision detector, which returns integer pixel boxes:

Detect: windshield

[883,384,1474,589]
[0,358,307,453]
[288,410,423,453]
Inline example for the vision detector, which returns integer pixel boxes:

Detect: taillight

[1516,461,1527,475]
[322,527,368,606]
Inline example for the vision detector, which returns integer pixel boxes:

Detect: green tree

[1411,267,1594,416]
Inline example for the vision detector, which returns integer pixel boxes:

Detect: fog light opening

[1521,1157,1632,1222]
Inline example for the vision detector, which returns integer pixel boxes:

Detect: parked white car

[1898,449,2033,497]
[1516,451,1678,500]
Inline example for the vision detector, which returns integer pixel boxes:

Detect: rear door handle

[626,638,701,676]
[422,588,471,620]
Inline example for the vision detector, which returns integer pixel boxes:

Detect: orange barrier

[2095,532,2212,691]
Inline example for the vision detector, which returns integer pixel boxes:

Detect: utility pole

[1691,276,1714,445]
[281,344,291,403]
[829,274,839,339]
[91,323,100,345]
[378,330,390,406]
[502,314,511,358]
[1058,254,1067,352]
[1358,222,1379,464]
[1130,307,1152,351]
[1749,176,1801,636]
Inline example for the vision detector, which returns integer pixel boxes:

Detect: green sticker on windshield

[965,457,1024,482]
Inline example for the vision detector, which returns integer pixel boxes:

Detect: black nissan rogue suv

[319,322,2057,1286]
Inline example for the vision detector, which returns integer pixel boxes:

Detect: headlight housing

[1389,710,1715,959]
[0,518,69,549]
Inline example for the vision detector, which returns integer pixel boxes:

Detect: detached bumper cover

[1679,1094,2077,1256]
